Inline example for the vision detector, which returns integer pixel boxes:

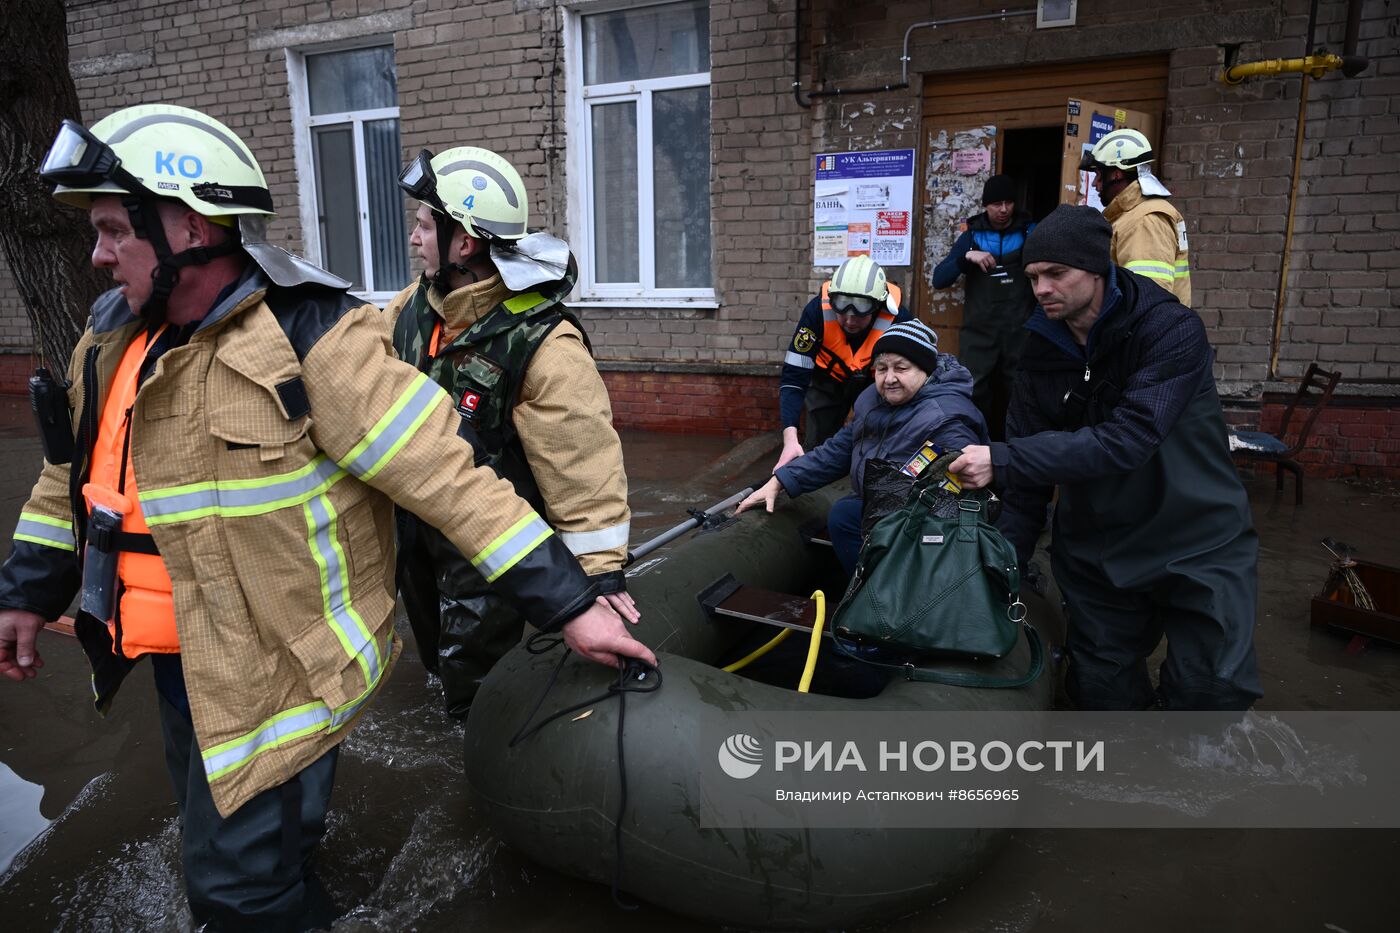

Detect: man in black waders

[931,174,1037,440]
[773,256,912,470]
[0,104,654,931]
[950,205,1261,711]
[386,146,637,717]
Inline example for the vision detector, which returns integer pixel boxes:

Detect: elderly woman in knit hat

[738,319,989,575]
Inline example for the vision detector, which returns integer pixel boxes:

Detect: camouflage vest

[392,276,589,511]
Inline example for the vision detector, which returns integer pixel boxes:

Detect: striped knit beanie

[872,319,939,373]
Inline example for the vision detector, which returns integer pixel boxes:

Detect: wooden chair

[1229,363,1342,505]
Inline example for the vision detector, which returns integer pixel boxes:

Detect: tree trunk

[0,0,107,370]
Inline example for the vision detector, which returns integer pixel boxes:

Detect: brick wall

[0,353,28,396]
[1225,396,1400,479]
[806,0,1399,389]
[0,0,807,368]
[0,261,25,356]
[601,367,779,435]
[804,0,1398,475]
[0,0,1393,471]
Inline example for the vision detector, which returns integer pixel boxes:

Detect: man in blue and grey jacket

[932,174,1036,439]
[950,205,1261,713]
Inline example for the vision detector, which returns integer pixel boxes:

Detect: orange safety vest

[86,326,178,658]
[813,281,902,382]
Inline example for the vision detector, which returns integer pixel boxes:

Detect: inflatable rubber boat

[463,485,1058,929]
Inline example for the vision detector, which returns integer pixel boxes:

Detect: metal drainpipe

[1219,2,1369,379]
[793,4,1037,108]
[1344,0,1362,57]
[1271,71,1311,379]
[1270,0,1319,380]
[899,9,1038,86]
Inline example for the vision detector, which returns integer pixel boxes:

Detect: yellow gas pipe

[1219,52,1364,378]
[1220,54,1351,84]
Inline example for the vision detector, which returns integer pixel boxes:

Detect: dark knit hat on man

[873,319,939,373]
[1021,204,1113,277]
[981,174,1017,205]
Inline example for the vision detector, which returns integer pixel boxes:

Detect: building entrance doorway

[1002,125,1064,223]
[917,54,1170,355]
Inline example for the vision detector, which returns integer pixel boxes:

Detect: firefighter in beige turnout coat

[0,105,655,931]
[1080,128,1192,306]
[385,146,635,716]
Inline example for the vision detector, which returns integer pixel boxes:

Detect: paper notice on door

[814,228,848,263]
[846,222,872,255]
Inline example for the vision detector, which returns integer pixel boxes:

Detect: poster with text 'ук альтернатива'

[814,149,914,267]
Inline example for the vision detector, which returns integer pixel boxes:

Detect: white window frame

[564,1,716,308]
[286,39,407,305]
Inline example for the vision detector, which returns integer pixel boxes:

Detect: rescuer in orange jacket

[773,256,912,471]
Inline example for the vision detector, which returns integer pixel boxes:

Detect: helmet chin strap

[124,196,239,325]
[1099,173,1126,204]
[431,213,483,292]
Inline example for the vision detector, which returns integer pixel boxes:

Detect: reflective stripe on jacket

[0,267,599,817]
[1104,180,1192,306]
[385,266,631,577]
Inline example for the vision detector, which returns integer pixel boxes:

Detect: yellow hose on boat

[721,589,827,690]
[797,590,825,694]
[722,628,791,673]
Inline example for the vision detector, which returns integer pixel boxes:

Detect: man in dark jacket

[949,205,1261,712]
[931,174,1036,439]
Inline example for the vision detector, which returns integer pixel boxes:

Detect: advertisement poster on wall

[813,149,915,267]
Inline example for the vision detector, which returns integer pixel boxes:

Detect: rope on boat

[511,635,661,911]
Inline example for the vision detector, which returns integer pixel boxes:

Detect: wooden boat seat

[699,574,830,635]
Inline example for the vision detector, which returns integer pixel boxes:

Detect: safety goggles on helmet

[398,149,448,214]
[830,293,879,316]
[40,119,142,192]
[43,116,274,214]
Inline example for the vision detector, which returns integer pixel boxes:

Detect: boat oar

[625,486,754,566]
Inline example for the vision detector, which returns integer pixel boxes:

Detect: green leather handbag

[830,454,1043,689]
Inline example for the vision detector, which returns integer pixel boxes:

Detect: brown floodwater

[0,412,1395,931]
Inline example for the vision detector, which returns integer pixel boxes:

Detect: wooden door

[922,125,996,356]
[918,55,1169,347]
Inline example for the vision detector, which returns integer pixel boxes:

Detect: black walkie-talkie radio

[29,366,74,465]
